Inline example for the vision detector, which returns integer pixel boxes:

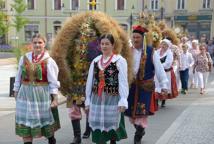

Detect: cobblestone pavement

[156,97,214,144]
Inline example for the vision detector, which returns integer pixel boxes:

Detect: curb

[0,58,17,66]
[0,95,67,112]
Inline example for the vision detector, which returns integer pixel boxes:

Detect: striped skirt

[89,92,127,143]
[15,84,60,138]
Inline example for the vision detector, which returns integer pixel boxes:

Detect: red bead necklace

[100,54,114,69]
[32,51,45,63]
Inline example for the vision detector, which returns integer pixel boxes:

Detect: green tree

[11,0,28,61]
[0,0,9,37]
[11,0,28,32]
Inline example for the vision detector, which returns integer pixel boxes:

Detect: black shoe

[70,137,81,144]
[82,130,90,139]
[24,142,32,144]
[82,118,91,139]
[134,125,145,144]
[161,100,166,107]
[71,119,82,144]
[110,139,116,144]
[48,136,56,144]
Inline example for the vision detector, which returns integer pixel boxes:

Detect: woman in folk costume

[14,34,60,144]
[85,34,129,144]
[160,23,181,91]
[125,25,168,144]
[155,39,178,107]
[50,12,133,144]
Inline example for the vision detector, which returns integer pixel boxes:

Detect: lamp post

[160,0,164,20]
[130,5,135,31]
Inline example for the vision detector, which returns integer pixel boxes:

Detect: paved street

[1,54,214,144]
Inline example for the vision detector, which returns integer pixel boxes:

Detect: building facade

[145,0,214,40]
[2,0,214,45]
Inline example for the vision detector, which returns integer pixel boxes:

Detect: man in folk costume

[124,25,168,144]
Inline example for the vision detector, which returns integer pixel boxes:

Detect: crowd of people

[12,11,213,144]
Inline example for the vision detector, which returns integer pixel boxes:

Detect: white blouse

[85,54,129,108]
[13,52,60,94]
[133,47,168,89]
[179,52,194,71]
[156,48,174,70]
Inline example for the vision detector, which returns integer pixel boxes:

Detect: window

[0,1,5,9]
[177,0,185,9]
[89,0,97,10]
[151,0,158,10]
[0,35,6,44]
[24,25,39,42]
[120,24,128,31]
[203,0,210,8]
[71,0,79,10]
[27,0,35,10]
[53,21,61,35]
[117,0,125,10]
[54,0,61,10]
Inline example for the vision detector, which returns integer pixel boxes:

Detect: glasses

[200,48,205,50]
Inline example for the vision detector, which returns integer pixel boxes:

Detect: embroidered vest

[160,55,172,72]
[160,55,167,63]
[137,46,155,80]
[137,46,155,92]
[21,56,48,85]
[92,62,119,96]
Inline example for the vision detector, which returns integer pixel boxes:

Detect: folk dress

[85,54,129,143]
[155,48,178,99]
[14,51,60,138]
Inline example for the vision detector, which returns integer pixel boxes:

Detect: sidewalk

[155,75,214,144]
[0,57,17,65]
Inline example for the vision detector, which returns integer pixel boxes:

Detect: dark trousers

[179,68,189,90]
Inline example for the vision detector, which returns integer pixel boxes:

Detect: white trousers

[189,67,198,87]
[197,72,209,89]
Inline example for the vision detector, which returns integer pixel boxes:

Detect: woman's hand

[51,99,58,107]
[84,106,89,114]
[118,106,126,113]
[50,94,58,107]
[14,91,18,100]
[161,88,168,96]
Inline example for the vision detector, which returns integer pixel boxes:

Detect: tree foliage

[0,0,9,36]
[11,0,28,32]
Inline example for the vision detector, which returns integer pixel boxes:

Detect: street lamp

[130,5,135,31]
[160,0,164,20]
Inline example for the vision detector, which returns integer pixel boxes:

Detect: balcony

[198,9,213,15]
[173,9,188,16]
